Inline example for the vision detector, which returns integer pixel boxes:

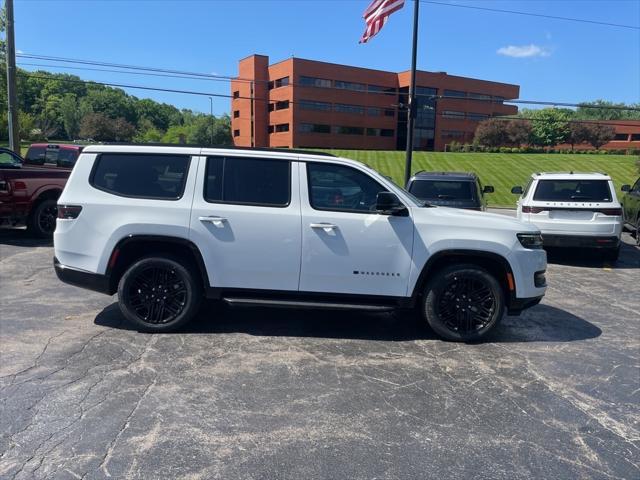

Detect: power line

[19,71,640,127]
[419,1,640,30]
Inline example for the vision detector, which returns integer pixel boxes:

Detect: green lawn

[324,151,640,207]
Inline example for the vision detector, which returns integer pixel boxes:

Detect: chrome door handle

[199,216,227,226]
[310,223,338,231]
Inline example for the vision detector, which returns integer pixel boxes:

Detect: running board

[222,297,394,312]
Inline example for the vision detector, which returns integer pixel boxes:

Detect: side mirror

[511,186,523,195]
[621,184,631,192]
[376,192,407,216]
[483,185,495,194]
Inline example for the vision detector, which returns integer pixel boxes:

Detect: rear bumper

[54,257,113,295]
[507,295,544,315]
[542,235,620,249]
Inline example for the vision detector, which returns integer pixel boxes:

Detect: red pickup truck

[0,147,71,237]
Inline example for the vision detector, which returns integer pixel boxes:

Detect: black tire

[422,264,505,342]
[117,256,202,332]
[636,223,640,247]
[27,199,58,238]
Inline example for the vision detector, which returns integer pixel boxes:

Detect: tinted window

[533,180,612,202]
[307,163,386,213]
[25,146,46,164]
[91,154,190,199]
[409,180,475,201]
[205,157,290,207]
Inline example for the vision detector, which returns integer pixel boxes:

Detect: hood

[412,206,539,234]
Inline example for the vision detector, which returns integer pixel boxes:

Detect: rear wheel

[422,264,505,342]
[118,256,202,332]
[27,199,58,238]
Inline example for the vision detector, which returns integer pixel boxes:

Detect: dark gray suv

[406,171,494,211]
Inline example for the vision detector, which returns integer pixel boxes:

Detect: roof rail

[101,142,337,157]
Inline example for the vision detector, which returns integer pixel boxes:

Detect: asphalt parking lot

[1,226,639,480]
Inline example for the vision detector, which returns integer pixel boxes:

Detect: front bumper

[507,295,544,315]
[542,234,620,249]
[54,257,112,295]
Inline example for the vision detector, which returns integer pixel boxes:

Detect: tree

[583,123,615,149]
[566,122,590,150]
[112,117,136,142]
[59,94,82,140]
[527,108,572,147]
[505,120,531,147]
[576,100,640,121]
[80,112,114,141]
[473,118,508,147]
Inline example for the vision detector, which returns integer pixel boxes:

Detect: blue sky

[12,0,640,116]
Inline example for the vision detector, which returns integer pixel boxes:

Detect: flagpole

[404,0,420,186]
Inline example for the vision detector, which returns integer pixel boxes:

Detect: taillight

[522,206,545,214]
[57,205,83,219]
[596,208,622,216]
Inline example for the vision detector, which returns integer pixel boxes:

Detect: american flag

[360,0,406,43]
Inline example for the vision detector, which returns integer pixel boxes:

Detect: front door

[190,154,302,291]
[299,161,414,297]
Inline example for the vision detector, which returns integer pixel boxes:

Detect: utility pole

[208,96,214,146]
[5,0,20,153]
[403,0,420,186]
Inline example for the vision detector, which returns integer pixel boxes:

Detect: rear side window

[533,180,612,202]
[204,156,290,207]
[409,180,475,201]
[91,154,190,199]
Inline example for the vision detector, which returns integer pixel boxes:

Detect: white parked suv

[512,172,623,261]
[54,145,547,341]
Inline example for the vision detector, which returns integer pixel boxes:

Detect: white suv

[512,172,623,261]
[54,145,547,341]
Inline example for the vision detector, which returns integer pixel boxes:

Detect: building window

[468,92,491,100]
[299,99,332,111]
[299,123,331,134]
[275,123,290,133]
[441,130,465,138]
[631,133,640,141]
[334,104,365,115]
[442,110,465,119]
[233,91,240,99]
[233,110,240,118]
[233,129,240,137]
[368,85,397,95]
[335,126,364,135]
[366,128,394,137]
[268,125,274,134]
[367,107,381,116]
[384,109,395,117]
[275,100,290,110]
[299,76,332,88]
[467,113,489,121]
[613,133,629,141]
[334,80,366,92]
[492,96,505,103]
[269,77,290,90]
[268,104,274,112]
[444,89,466,98]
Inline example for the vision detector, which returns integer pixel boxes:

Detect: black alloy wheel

[423,264,505,342]
[28,199,58,238]
[118,257,201,332]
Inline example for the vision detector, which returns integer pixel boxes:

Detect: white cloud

[497,44,551,58]
[16,49,23,54]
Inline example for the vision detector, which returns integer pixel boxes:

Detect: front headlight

[517,233,544,249]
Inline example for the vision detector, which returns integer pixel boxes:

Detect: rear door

[189,154,302,291]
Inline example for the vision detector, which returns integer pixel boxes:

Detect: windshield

[0,151,22,168]
[409,180,475,201]
[533,179,612,202]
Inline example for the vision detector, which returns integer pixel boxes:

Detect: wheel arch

[411,249,515,303]
[106,235,209,295]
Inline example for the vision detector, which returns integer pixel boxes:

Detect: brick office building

[230,54,520,151]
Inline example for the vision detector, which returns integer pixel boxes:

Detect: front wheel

[422,264,505,342]
[118,256,202,332]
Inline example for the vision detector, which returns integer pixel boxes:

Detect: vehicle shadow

[0,227,52,247]
[546,237,639,269]
[94,302,601,344]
